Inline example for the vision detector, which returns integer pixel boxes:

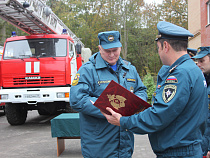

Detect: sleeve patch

[162,84,177,103]
[72,73,80,86]
[165,76,178,83]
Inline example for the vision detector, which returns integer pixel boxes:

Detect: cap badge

[197,47,201,54]
[108,35,114,42]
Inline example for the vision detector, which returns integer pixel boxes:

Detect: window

[69,41,75,57]
[4,38,67,59]
[208,1,210,25]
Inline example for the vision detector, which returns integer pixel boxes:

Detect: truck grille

[13,77,54,85]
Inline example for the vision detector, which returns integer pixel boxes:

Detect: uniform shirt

[70,52,147,158]
[120,54,208,156]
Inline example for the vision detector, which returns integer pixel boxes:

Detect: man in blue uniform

[70,31,147,158]
[192,46,210,157]
[102,21,208,157]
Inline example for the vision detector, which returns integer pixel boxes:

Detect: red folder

[91,80,151,116]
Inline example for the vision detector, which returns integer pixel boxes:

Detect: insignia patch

[108,35,114,42]
[130,86,134,92]
[107,94,126,110]
[162,84,177,103]
[72,73,80,86]
[127,78,136,82]
[98,80,111,84]
[208,94,210,98]
[165,76,178,83]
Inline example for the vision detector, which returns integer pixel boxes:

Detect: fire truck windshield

[3,38,67,59]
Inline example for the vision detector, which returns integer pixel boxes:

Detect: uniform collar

[94,52,129,70]
[158,54,190,80]
[168,54,190,73]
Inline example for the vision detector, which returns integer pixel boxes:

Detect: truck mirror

[76,43,81,54]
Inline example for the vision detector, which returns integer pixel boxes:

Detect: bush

[143,73,156,104]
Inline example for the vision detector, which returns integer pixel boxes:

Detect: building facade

[188,0,210,48]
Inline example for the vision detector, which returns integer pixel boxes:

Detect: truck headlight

[0,94,8,100]
[57,92,69,98]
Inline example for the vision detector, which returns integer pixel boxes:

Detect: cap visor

[191,53,207,59]
[101,42,122,49]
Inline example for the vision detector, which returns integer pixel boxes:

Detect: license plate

[24,94,40,98]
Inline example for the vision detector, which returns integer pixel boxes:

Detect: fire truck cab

[0,33,82,125]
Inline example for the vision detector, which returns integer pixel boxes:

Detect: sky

[145,0,163,4]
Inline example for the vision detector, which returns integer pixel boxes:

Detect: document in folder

[90,80,151,116]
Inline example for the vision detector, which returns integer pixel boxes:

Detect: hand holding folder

[90,80,151,116]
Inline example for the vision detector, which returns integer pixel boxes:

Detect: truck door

[69,42,77,84]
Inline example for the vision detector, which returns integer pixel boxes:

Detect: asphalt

[0,110,155,158]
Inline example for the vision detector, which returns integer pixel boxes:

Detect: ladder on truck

[0,0,84,47]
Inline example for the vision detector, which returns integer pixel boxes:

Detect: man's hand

[101,107,122,126]
[207,151,210,158]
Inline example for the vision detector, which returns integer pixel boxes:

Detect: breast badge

[130,86,134,93]
[162,84,177,103]
[72,73,80,86]
[107,94,126,110]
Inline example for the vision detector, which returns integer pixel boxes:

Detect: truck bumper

[0,87,70,104]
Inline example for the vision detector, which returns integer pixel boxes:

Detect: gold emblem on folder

[107,94,126,110]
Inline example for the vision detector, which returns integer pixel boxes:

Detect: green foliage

[0,19,27,45]
[143,72,156,104]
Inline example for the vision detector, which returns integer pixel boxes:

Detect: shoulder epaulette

[123,59,129,66]
[169,65,178,73]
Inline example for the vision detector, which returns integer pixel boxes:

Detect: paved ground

[0,110,155,158]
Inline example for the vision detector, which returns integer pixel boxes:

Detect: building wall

[201,0,210,46]
[189,34,201,49]
[188,0,201,49]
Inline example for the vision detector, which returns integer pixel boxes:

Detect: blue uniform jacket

[70,52,147,158]
[202,74,210,156]
[120,54,208,157]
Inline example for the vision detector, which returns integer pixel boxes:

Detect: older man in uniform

[70,31,147,158]
[192,47,210,158]
[102,21,208,157]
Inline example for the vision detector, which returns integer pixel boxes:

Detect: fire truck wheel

[38,109,50,115]
[5,103,27,125]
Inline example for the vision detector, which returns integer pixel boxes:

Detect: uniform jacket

[70,52,147,158]
[120,54,208,157]
[202,74,210,156]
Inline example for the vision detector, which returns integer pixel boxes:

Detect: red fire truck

[0,0,90,125]
[0,46,5,114]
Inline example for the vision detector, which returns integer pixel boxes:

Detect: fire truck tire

[38,109,50,115]
[5,103,27,125]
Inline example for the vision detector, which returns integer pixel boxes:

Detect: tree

[159,0,188,29]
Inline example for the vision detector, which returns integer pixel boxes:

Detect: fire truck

[0,46,5,113]
[0,0,91,125]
